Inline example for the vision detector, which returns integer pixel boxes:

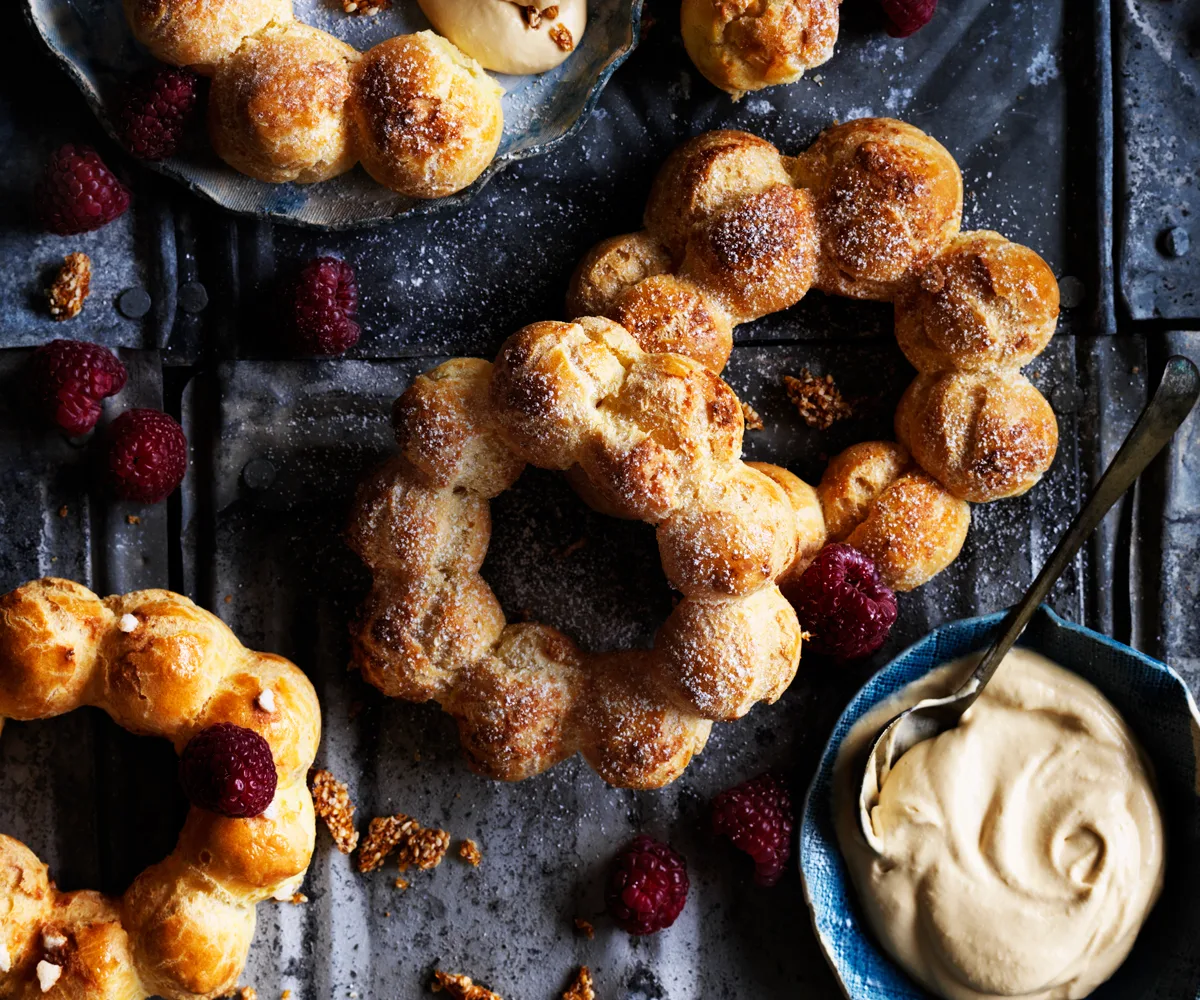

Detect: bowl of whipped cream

[800,604,1200,1000]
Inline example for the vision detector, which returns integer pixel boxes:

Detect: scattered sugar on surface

[1027,45,1058,87]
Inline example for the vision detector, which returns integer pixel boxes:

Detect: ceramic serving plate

[799,605,1200,1000]
[23,0,639,228]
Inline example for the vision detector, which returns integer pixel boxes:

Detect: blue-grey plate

[800,605,1200,1000]
[23,0,639,228]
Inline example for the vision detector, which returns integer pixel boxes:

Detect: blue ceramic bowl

[800,605,1200,1000]
[23,0,639,227]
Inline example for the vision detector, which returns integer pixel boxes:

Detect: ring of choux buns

[124,0,504,198]
[569,116,1062,585]
[0,579,320,1000]
[347,318,828,789]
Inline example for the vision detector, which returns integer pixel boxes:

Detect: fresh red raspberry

[37,145,131,235]
[179,723,278,818]
[29,339,127,435]
[782,543,898,660]
[120,68,200,161]
[289,257,361,355]
[605,835,689,935]
[712,773,795,886]
[106,408,188,503]
[881,0,937,37]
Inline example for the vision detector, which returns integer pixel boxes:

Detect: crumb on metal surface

[740,401,764,430]
[393,876,408,891]
[358,814,450,873]
[340,0,391,13]
[46,252,91,320]
[431,971,502,1000]
[458,839,481,867]
[783,369,853,430]
[57,506,68,518]
[572,917,594,939]
[309,769,359,854]
[126,514,141,525]
[553,536,587,559]
[289,893,308,904]
[562,967,594,1000]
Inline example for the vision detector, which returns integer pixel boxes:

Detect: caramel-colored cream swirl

[835,648,1164,1000]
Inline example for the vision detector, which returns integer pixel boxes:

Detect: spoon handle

[963,355,1200,699]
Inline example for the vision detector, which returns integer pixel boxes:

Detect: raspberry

[106,409,188,503]
[712,773,794,886]
[289,257,361,355]
[120,68,200,161]
[37,145,131,235]
[881,0,937,37]
[605,835,689,935]
[179,723,278,818]
[29,339,127,435]
[782,543,897,660]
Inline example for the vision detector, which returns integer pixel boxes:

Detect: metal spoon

[857,355,1200,849]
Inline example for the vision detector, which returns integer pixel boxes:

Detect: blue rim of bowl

[798,604,1200,1000]
[21,0,643,230]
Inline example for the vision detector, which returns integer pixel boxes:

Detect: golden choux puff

[581,351,743,522]
[391,358,526,498]
[0,578,107,721]
[577,652,712,790]
[566,233,673,318]
[895,369,1059,502]
[656,464,798,597]
[792,117,963,300]
[443,625,584,782]
[208,23,359,184]
[121,857,256,1000]
[123,0,293,74]
[0,836,53,989]
[680,0,840,98]
[747,461,827,583]
[816,440,913,543]
[894,231,1060,373]
[608,275,734,373]
[349,32,503,199]
[643,130,793,258]
[680,184,819,323]
[841,470,971,592]
[655,587,802,721]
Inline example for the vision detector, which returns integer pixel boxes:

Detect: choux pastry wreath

[125,0,504,197]
[349,116,1060,787]
[0,579,320,1000]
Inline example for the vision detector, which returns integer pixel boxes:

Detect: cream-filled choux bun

[416,0,586,75]
[123,0,294,75]
[349,32,504,199]
[209,23,360,184]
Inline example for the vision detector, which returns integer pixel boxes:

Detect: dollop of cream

[416,0,586,75]
[835,648,1164,1000]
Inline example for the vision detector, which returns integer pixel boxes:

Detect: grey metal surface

[1116,0,1200,320]
[0,1,1197,999]
[0,1,178,350]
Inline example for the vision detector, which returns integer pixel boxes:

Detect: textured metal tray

[2,0,1199,997]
